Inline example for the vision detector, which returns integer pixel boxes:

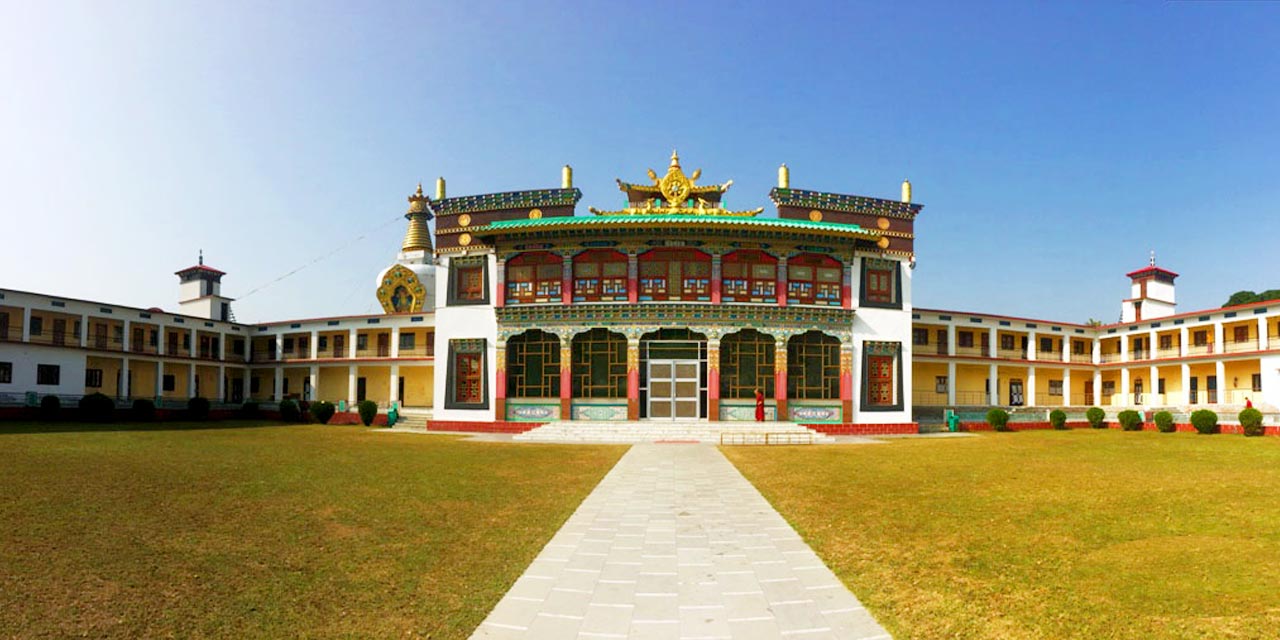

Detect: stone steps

[514,420,836,444]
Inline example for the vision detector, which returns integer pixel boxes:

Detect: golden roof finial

[414,182,424,198]
[435,176,446,201]
[670,149,681,169]
[901,179,912,203]
[778,163,790,189]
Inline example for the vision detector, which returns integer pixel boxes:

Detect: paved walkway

[471,444,891,640]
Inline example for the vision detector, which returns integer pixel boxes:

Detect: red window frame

[505,251,561,304]
[454,352,483,404]
[721,250,777,303]
[638,248,711,301]
[867,355,894,406]
[457,266,485,301]
[787,254,843,306]
[864,267,893,304]
[573,249,628,302]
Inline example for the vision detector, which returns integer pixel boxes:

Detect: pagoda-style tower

[1121,252,1178,322]
[176,251,234,321]
[375,184,437,313]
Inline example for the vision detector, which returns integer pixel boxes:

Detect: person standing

[755,388,765,422]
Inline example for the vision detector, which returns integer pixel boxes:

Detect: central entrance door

[647,359,700,419]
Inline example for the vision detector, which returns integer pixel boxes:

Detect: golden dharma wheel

[459,232,472,246]
[877,217,890,230]
[808,210,823,222]
[529,208,543,219]
[458,214,472,227]
[876,237,890,249]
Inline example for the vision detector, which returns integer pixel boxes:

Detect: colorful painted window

[507,330,560,398]
[867,356,894,406]
[638,249,711,301]
[506,252,561,304]
[573,250,628,302]
[454,352,483,404]
[720,329,775,399]
[571,328,626,398]
[788,254,842,306]
[447,256,488,305]
[862,341,901,410]
[720,250,777,303]
[787,331,840,400]
[860,257,900,308]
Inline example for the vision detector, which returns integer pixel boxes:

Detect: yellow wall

[282,368,310,400]
[161,363,191,399]
[954,365,988,404]
[912,362,948,405]
[85,356,122,396]
[317,366,349,403]
[130,361,158,400]
[401,366,434,407]
[359,366,390,404]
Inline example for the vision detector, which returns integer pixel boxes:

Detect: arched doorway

[640,328,707,420]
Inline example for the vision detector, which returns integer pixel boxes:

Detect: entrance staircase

[513,420,836,444]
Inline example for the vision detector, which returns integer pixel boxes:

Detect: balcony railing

[1070,353,1093,364]
[1035,352,1063,362]
[1155,347,1180,359]
[281,350,311,361]
[0,326,20,341]
[953,346,987,357]
[28,331,78,346]
[1129,350,1149,362]
[954,390,990,405]
[1185,344,1214,356]
[398,345,434,357]
[997,348,1027,360]
[1222,339,1258,354]
[355,346,392,358]
[1099,352,1122,363]
[912,391,948,406]
[88,335,125,352]
[251,349,276,361]
[129,343,159,355]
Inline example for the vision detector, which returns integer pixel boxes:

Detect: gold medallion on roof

[459,232,472,246]
[877,217,890,230]
[529,208,543,219]
[459,214,472,227]
[808,210,823,222]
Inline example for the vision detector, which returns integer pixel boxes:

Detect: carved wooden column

[559,332,574,419]
[707,334,720,421]
[710,253,722,305]
[626,336,640,420]
[627,251,639,304]
[840,337,854,422]
[843,257,855,309]
[774,338,789,420]
[494,337,507,421]
[495,256,506,308]
[561,253,573,305]
[777,255,789,307]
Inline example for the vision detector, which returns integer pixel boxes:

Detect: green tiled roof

[483,214,875,236]
[435,188,582,215]
[769,187,921,218]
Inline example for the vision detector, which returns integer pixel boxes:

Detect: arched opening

[505,251,561,304]
[638,248,712,302]
[787,253,843,306]
[506,330,560,399]
[720,329,775,399]
[788,331,840,399]
[721,250,778,303]
[571,329,627,399]
[640,328,707,419]
[572,249,628,302]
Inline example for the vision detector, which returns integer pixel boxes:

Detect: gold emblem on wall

[877,217,890,230]
[877,237,890,249]
[375,265,426,313]
[458,232,472,246]
[458,214,472,227]
[529,208,543,219]
[808,210,823,222]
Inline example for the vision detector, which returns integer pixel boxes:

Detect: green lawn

[724,430,1280,640]
[0,422,624,639]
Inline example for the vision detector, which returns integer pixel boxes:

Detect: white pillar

[20,307,31,342]
[389,364,400,407]
[242,368,250,403]
[1091,338,1101,365]
[946,361,957,405]
[156,362,165,399]
[988,363,999,405]
[121,356,130,398]
[1148,330,1157,358]
[1027,366,1037,407]
[273,367,282,401]
[1120,337,1129,362]
[1062,369,1072,406]
[1213,322,1224,353]
[1181,363,1191,404]
[187,363,196,399]
[1061,336,1069,363]
[219,332,227,361]
[1179,326,1189,357]
[1259,317,1269,351]
[946,325,956,356]
[1028,331,1037,361]
[1215,360,1226,404]
[274,334,284,362]
[217,365,225,402]
[347,365,358,405]
[308,365,319,402]
[1092,370,1102,406]
[988,327,997,357]
[391,326,401,358]
[349,328,358,359]
[123,319,131,352]
[1149,365,1159,406]
[1120,368,1130,406]
[189,328,197,358]
[157,325,167,356]
[80,314,89,347]
[310,330,319,359]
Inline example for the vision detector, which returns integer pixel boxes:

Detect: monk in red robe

[755,388,765,422]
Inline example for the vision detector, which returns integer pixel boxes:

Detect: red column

[627,339,639,420]
[707,338,720,421]
[710,255,721,305]
[495,345,507,420]
[628,253,639,304]
[840,344,853,422]
[561,254,573,305]
[842,260,853,309]
[559,340,573,419]
[774,344,788,421]
[495,257,506,308]
[777,256,788,307]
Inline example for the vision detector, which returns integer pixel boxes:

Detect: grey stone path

[471,444,891,640]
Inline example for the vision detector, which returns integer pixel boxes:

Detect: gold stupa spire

[401,182,433,252]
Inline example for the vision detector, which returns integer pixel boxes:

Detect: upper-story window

[573,249,628,302]
[788,254,842,306]
[506,252,561,304]
[448,256,489,305]
[721,250,777,303]
[638,249,711,302]
[859,257,900,308]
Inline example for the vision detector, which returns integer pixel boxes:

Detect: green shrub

[358,400,378,426]
[240,401,259,418]
[986,408,1011,432]
[279,399,300,422]
[297,400,312,423]
[187,396,210,421]
[1190,409,1219,435]
[1239,408,1265,437]
[1117,409,1143,431]
[78,393,115,423]
[1153,410,1175,433]
[1049,409,1068,430]
[131,398,156,422]
[1086,407,1106,429]
[311,401,336,424]
[39,395,61,421]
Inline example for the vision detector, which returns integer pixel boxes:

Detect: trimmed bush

[78,393,115,423]
[1190,409,1219,435]
[986,408,1011,432]
[1153,410,1175,433]
[1086,406,1106,429]
[39,395,61,421]
[131,398,156,422]
[187,396,210,421]
[1049,409,1068,430]
[1239,408,1264,437]
[279,399,300,422]
[297,400,311,423]
[1117,409,1143,431]
[240,401,259,419]
[358,400,378,426]
[311,401,336,425]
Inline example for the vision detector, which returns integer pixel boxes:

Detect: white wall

[431,254,498,422]
[849,256,913,424]
[0,343,87,397]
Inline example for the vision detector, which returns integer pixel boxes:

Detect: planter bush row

[981,406,1267,436]
[26,396,374,426]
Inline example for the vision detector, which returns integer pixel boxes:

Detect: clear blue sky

[3,1,1278,324]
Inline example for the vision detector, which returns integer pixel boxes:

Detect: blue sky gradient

[2,1,1278,323]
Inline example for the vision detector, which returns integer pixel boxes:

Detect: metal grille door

[648,359,701,419]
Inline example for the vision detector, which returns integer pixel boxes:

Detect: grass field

[0,422,624,639]
[724,430,1280,640]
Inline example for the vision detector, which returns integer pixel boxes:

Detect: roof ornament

[198,249,203,266]
[592,151,759,217]
[1150,250,1156,267]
